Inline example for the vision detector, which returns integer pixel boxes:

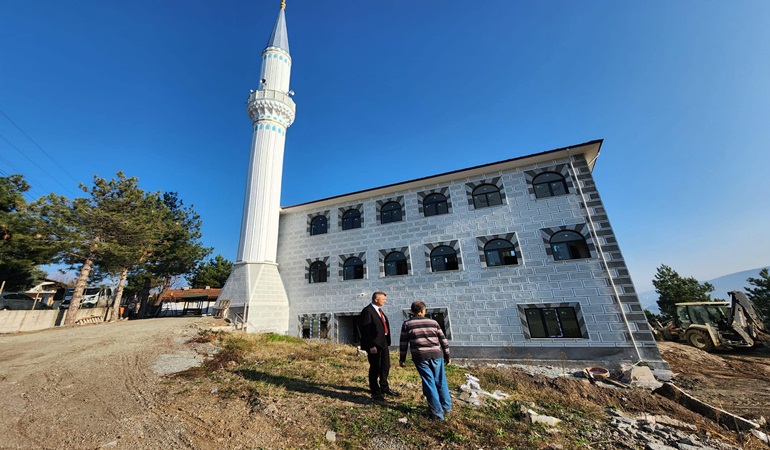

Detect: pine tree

[745,268,770,322]
[652,264,715,318]
[30,172,166,324]
[138,192,210,317]
[0,175,55,291]
[186,255,233,288]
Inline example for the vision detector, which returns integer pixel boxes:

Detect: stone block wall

[274,154,663,364]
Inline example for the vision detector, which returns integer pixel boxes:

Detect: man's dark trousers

[368,348,390,396]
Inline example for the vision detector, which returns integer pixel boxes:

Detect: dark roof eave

[281,139,603,212]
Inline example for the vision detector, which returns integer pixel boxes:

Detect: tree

[0,175,55,291]
[29,172,165,325]
[644,309,665,325]
[186,254,233,288]
[138,192,210,317]
[745,268,770,322]
[652,264,715,318]
[93,185,169,322]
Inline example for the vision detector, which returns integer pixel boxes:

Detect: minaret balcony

[247,89,296,125]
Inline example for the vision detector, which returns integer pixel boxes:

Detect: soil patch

[658,341,770,421]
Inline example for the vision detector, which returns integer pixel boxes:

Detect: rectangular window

[406,308,451,339]
[300,315,329,339]
[525,307,583,338]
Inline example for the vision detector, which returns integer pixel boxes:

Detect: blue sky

[2,1,769,293]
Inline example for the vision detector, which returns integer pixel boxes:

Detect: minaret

[219,1,294,334]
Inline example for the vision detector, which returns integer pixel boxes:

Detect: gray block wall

[274,154,665,366]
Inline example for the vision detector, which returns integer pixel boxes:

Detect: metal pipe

[566,150,644,362]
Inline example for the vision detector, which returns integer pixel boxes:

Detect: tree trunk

[63,257,94,326]
[137,277,152,318]
[108,267,129,322]
[153,276,172,317]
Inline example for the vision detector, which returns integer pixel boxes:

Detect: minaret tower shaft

[238,0,295,263]
[219,1,294,334]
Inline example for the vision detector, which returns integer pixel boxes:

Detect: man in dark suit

[359,291,399,400]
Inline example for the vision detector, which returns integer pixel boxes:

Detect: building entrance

[335,313,361,345]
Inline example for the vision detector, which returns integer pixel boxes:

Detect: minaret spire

[219,2,295,334]
[267,2,290,54]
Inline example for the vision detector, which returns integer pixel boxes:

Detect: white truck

[58,287,114,309]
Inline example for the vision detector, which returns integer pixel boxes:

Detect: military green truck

[655,291,768,352]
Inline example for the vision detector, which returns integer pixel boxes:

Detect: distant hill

[637,267,768,312]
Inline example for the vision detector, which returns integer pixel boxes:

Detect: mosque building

[219,2,666,367]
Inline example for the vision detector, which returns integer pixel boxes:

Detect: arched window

[384,252,408,276]
[484,239,517,266]
[430,246,459,272]
[309,261,327,283]
[472,184,503,209]
[310,215,327,235]
[533,172,568,199]
[380,201,403,224]
[550,231,590,261]
[423,193,448,217]
[343,257,364,280]
[342,209,361,230]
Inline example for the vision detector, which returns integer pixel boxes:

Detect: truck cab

[666,291,768,352]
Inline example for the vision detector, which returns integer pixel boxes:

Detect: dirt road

[0,317,217,449]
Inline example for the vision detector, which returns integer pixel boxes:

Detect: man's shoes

[382,389,401,397]
[420,410,444,421]
[371,394,385,402]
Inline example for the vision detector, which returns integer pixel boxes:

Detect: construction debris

[525,408,562,427]
[455,373,511,406]
[596,409,741,450]
[619,365,663,389]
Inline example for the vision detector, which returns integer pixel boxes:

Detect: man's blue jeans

[414,358,452,419]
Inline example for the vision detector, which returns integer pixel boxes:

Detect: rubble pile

[581,409,743,450]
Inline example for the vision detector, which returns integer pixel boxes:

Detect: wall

[0,307,108,334]
[275,154,662,365]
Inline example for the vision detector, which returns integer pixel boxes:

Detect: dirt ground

[0,317,222,449]
[0,318,768,449]
[657,341,770,422]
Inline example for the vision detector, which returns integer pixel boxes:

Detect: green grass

[169,331,697,449]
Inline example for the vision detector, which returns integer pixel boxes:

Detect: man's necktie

[379,308,389,335]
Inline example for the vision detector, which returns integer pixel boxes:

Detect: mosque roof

[281,139,603,211]
[266,5,290,54]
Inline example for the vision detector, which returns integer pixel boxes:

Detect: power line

[0,110,81,186]
[0,133,79,197]
[0,154,51,202]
